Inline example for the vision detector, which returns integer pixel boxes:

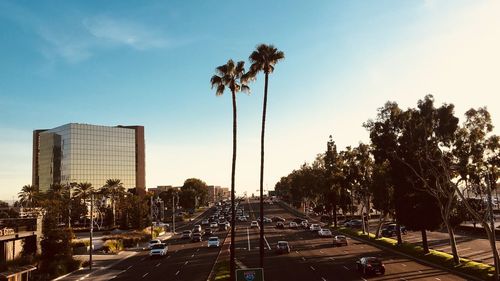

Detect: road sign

[236,268,264,281]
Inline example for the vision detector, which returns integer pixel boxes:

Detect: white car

[250,221,259,228]
[289,222,298,228]
[201,219,209,225]
[193,224,202,233]
[207,237,220,248]
[210,222,218,228]
[149,243,168,257]
[309,224,321,232]
[318,228,332,237]
[148,239,162,249]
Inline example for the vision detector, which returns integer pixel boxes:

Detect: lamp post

[89,192,94,271]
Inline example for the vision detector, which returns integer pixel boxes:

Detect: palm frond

[210,75,222,88]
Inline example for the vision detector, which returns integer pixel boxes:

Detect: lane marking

[301,257,306,261]
[155,262,161,267]
[343,265,349,270]
[264,235,271,250]
[322,278,327,281]
[197,248,200,252]
[435,279,441,281]
[361,278,367,281]
[142,273,149,278]
[184,261,189,265]
[126,265,132,270]
[320,250,324,254]
[247,228,251,251]
[191,254,195,258]
[175,270,180,276]
[329,257,335,261]
[310,266,316,271]
[295,251,300,254]
[401,263,407,267]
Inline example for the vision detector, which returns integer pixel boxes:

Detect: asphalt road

[107,208,228,281]
[234,199,467,281]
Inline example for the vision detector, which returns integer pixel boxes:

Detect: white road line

[320,250,324,254]
[361,278,367,281]
[264,235,271,250]
[310,266,316,271]
[343,265,349,270]
[126,265,132,270]
[155,263,161,267]
[191,254,195,258]
[197,248,200,252]
[184,261,189,265]
[295,251,300,254]
[435,278,441,281]
[322,278,327,281]
[329,257,335,261]
[301,257,306,261]
[247,228,251,251]
[142,273,149,278]
[401,263,407,267]
[175,270,180,276]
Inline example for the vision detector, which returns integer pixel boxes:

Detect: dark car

[381,223,407,237]
[292,218,307,224]
[218,222,228,231]
[344,219,363,228]
[356,257,385,276]
[203,228,213,236]
[275,241,290,254]
[276,222,285,229]
[272,216,286,222]
[191,233,203,242]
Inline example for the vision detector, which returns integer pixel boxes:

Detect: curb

[339,230,485,281]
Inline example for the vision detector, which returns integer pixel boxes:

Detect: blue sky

[1,0,499,201]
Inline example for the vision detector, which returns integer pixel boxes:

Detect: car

[192,233,203,242]
[263,217,272,223]
[318,228,332,237]
[181,230,192,239]
[207,236,220,248]
[333,235,348,247]
[203,228,213,236]
[276,222,285,229]
[289,222,298,228]
[219,223,228,231]
[300,220,309,229]
[193,224,202,233]
[381,223,407,237]
[344,219,363,228]
[272,216,286,222]
[210,222,218,228]
[275,241,290,254]
[292,218,306,224]
[238,216,247,222]
[309,224,321,232]
[201,219,210,225]
[356,257,385,276]
[250,221,259,228]
[148,239,162,249]
[149,243,168,257]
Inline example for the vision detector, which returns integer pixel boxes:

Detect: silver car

[207,237,220,248]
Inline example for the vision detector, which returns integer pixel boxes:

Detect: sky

[1,0,499,201]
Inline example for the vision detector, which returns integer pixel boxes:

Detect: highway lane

[107,207,228,281]
[236,200,467,281]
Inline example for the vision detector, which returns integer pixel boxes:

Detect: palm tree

[74,182,94,227]
[102,179,125,228]
[211,59,250,281]
[18,184,39,208]
[248,44,284,268]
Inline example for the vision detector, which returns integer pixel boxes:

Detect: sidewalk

[55,232,173,281]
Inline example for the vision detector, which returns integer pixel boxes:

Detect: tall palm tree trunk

[230,90,237,281]
[259,73,269,268]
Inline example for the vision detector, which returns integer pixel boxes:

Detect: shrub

[102,239,123,254]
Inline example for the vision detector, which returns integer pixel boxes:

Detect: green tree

[102,179,125,228]
[210,59,250,281]
[73,182,94,227]
[18,184,39,208]
[247,43,284,268]
[182,178,209,207]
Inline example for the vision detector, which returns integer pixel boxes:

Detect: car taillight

[367,264,372,267]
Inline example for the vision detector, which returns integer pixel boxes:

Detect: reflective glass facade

[33,123,144,192]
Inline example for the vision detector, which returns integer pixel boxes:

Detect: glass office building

[32,123,145,192]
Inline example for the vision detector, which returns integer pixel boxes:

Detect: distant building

[148,185,180,195]
[207,186,230,203]
[32,123,145,192]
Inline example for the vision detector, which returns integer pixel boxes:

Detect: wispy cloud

[83,16,170,50]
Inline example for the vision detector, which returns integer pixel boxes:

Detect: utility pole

[172,194,176,233]
[487,171,499,281]
[89,193,93,271]
[150,196,154,239]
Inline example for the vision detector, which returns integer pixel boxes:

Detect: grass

[337,227,495,280]
[213,260,230,281]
